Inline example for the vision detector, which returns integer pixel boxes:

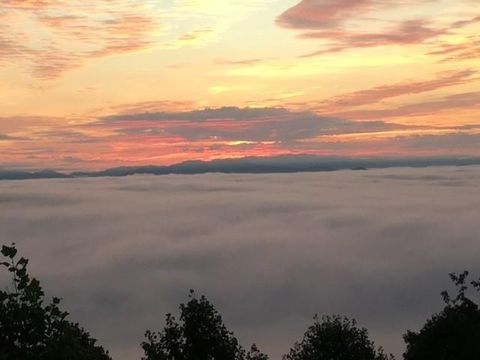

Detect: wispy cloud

[428,37,480,63]
[0,0,277,79]
[0,133,16,140]
[176,29,214,44]
[276,0,374,30]
[0,1,160,79]
[275,0,478,56]
[104,100,199,115]
[300,20,446,56]
[1,0,60,9]
[214,58,266,66]
[100,106,409,143]
[2,104,479,170]
[319,69,477,110]
[325,92,480,121]
[451,15,480,29]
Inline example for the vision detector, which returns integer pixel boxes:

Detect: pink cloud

[2,106,479,170]
[1,0,59,9]
[276,1,447,55]
[320,69,476,109]
[214,58,266,66]
[300,20,446,56]
[452,15,480,29]
[276,0,373,30]
[429,37,480,63]
[321,92,480,120]
[0,2,159,79]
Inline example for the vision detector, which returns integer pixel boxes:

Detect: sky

[0,0,479,170]
[1,167,480,359]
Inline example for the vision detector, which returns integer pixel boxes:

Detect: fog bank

[1,166,479,359]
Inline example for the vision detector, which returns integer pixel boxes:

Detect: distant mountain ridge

[0,169,70,181]
[2,155,480,180]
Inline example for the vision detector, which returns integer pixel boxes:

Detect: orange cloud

[2,106,479,170]
[300,20,446,56]
[177,29,213,42]
[105,101,199,115]
[429,37,480,63]
[452,15,480,29]
[1,0,59,9]
[322,92,480,122]
[1,1,478,169]
[214,58,266,66]
[276,0,458,56]
[319,69,476,110]
[0,1,160,79]
[276,0,373,30]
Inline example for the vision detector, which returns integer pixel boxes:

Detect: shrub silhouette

[246,344,269,360]
[5,241,480,360]
[0,243,111,360]
[141,289,268,360]
[403,271,480,360]
[283,315,392,360]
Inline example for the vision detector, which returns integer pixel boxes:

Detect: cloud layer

[1,167,480,359]
[0,0,479,170]
[0,0,272,79]
[1,104,479,171]
[0,0,161,79]
[276,0,479,58]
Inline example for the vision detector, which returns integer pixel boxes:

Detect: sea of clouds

[1,166,480,359]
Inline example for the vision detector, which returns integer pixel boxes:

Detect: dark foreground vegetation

[2,244,480,360]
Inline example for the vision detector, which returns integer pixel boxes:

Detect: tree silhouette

[142,290,268,360]
[403,271,480,360]
[16,241,480,360]
[283,315,392,360]
[0,243,111,360]
[246,344,269,360]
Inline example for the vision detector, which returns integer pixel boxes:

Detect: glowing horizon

[1,0,479,170]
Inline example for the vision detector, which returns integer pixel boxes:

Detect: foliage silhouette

[283,314,392,360]
[403,271,480,360]
[141,289,268,360]
[5,241,480,360]
[246,344,269,360]
[0,243,111,360]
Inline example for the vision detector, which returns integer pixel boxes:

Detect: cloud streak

[276,0,373,30]
[300,20,446,56]
[0,133,15,140]
[0,1,160,79]
[325,92,480,121]
[428,37,480,63]
[214,58,266,66]
[318,69,476,110]
[2,105,479,170]
[100,106,409,144]
[275,0,480,57]
[0,0,276,79]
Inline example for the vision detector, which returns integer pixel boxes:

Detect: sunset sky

[1,0,479,170]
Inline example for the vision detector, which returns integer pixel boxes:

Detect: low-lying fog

[1,166,479,359]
